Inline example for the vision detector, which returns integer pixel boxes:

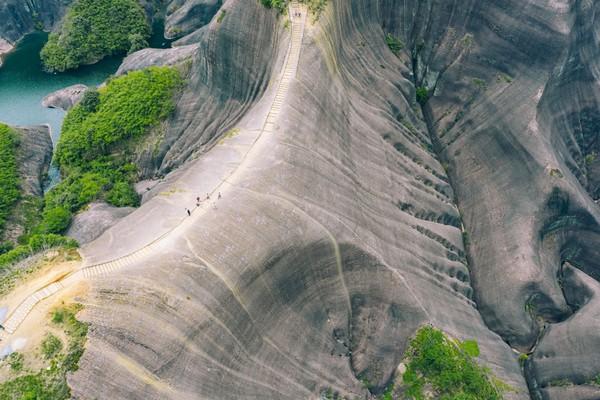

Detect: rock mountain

[3,0,600,399]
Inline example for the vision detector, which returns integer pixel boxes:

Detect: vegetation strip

[0,124,20,239]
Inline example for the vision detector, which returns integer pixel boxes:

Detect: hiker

[206,193,210,200]
[186,208,191,216]
[196,196,200,203]
[218,192,222,199]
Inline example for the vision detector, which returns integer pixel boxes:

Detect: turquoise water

[0,32,122,144]
[0,21,172,145]
[0,23,171,188]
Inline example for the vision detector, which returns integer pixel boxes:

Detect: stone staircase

[0,1,308,339]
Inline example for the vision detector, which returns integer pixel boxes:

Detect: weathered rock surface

[116,45,198,76]
[0,0,71,46]
[0,0,593,399]
[66,202,135,245]
[165,0,222,40]
[1,124,52,242]
[41,84,87,111]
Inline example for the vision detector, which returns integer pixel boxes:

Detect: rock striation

[0,0,596,399]
[1,124,52,242]
[0,0,71,51]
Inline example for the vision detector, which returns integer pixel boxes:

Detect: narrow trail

[0,2,307,340]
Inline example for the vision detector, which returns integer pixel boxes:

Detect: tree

[128,33,148,55]
[41,207,73,234]
[80,89,100,113]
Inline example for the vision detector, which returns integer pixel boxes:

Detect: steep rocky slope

[0,124,52,243]
[1,0,598,399]
[0,0,71,60]
[65,0,598,399]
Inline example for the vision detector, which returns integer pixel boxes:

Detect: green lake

[0,20,172,144]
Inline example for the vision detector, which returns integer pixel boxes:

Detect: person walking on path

[218,192,222,200]
[186,208,191,216]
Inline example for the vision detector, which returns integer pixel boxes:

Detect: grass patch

[0,124,20,238]
[301,0,327,18]
[0,304,88,399]
[41,334,63,360]
[402,326,506,399]
[473,78,487,90]
[260,0,327,18]
[40,0,150,72]
[7,353,23,373]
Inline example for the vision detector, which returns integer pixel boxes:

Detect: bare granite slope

[0,0,595,399]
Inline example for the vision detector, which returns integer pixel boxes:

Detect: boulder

[67,202,135,245]
[42,84,88,111]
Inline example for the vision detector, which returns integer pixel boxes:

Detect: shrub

[0,241,14,255]
[402,326,505,399]
[385,33,404,57]
[106,181,139,207]
[56,67,183,169]
[260,0,287,12]
[8,352,24,372]
[416,86,429,105]
[128,33,148,55]
[40,0,150,72]
[79,89,100,113]
[41,333,63,360]
[0,124,20,236]
[41,207,72,234]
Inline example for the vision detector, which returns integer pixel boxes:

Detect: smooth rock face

[1,124,52,242]
[116,45,198,76]
[66,202,135,245]
[0,0,70,44]
[12,125,52,198]
[3,0,595,399]
[71,0,521,399]
[41,84,88,111]
[165,0,222,40]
